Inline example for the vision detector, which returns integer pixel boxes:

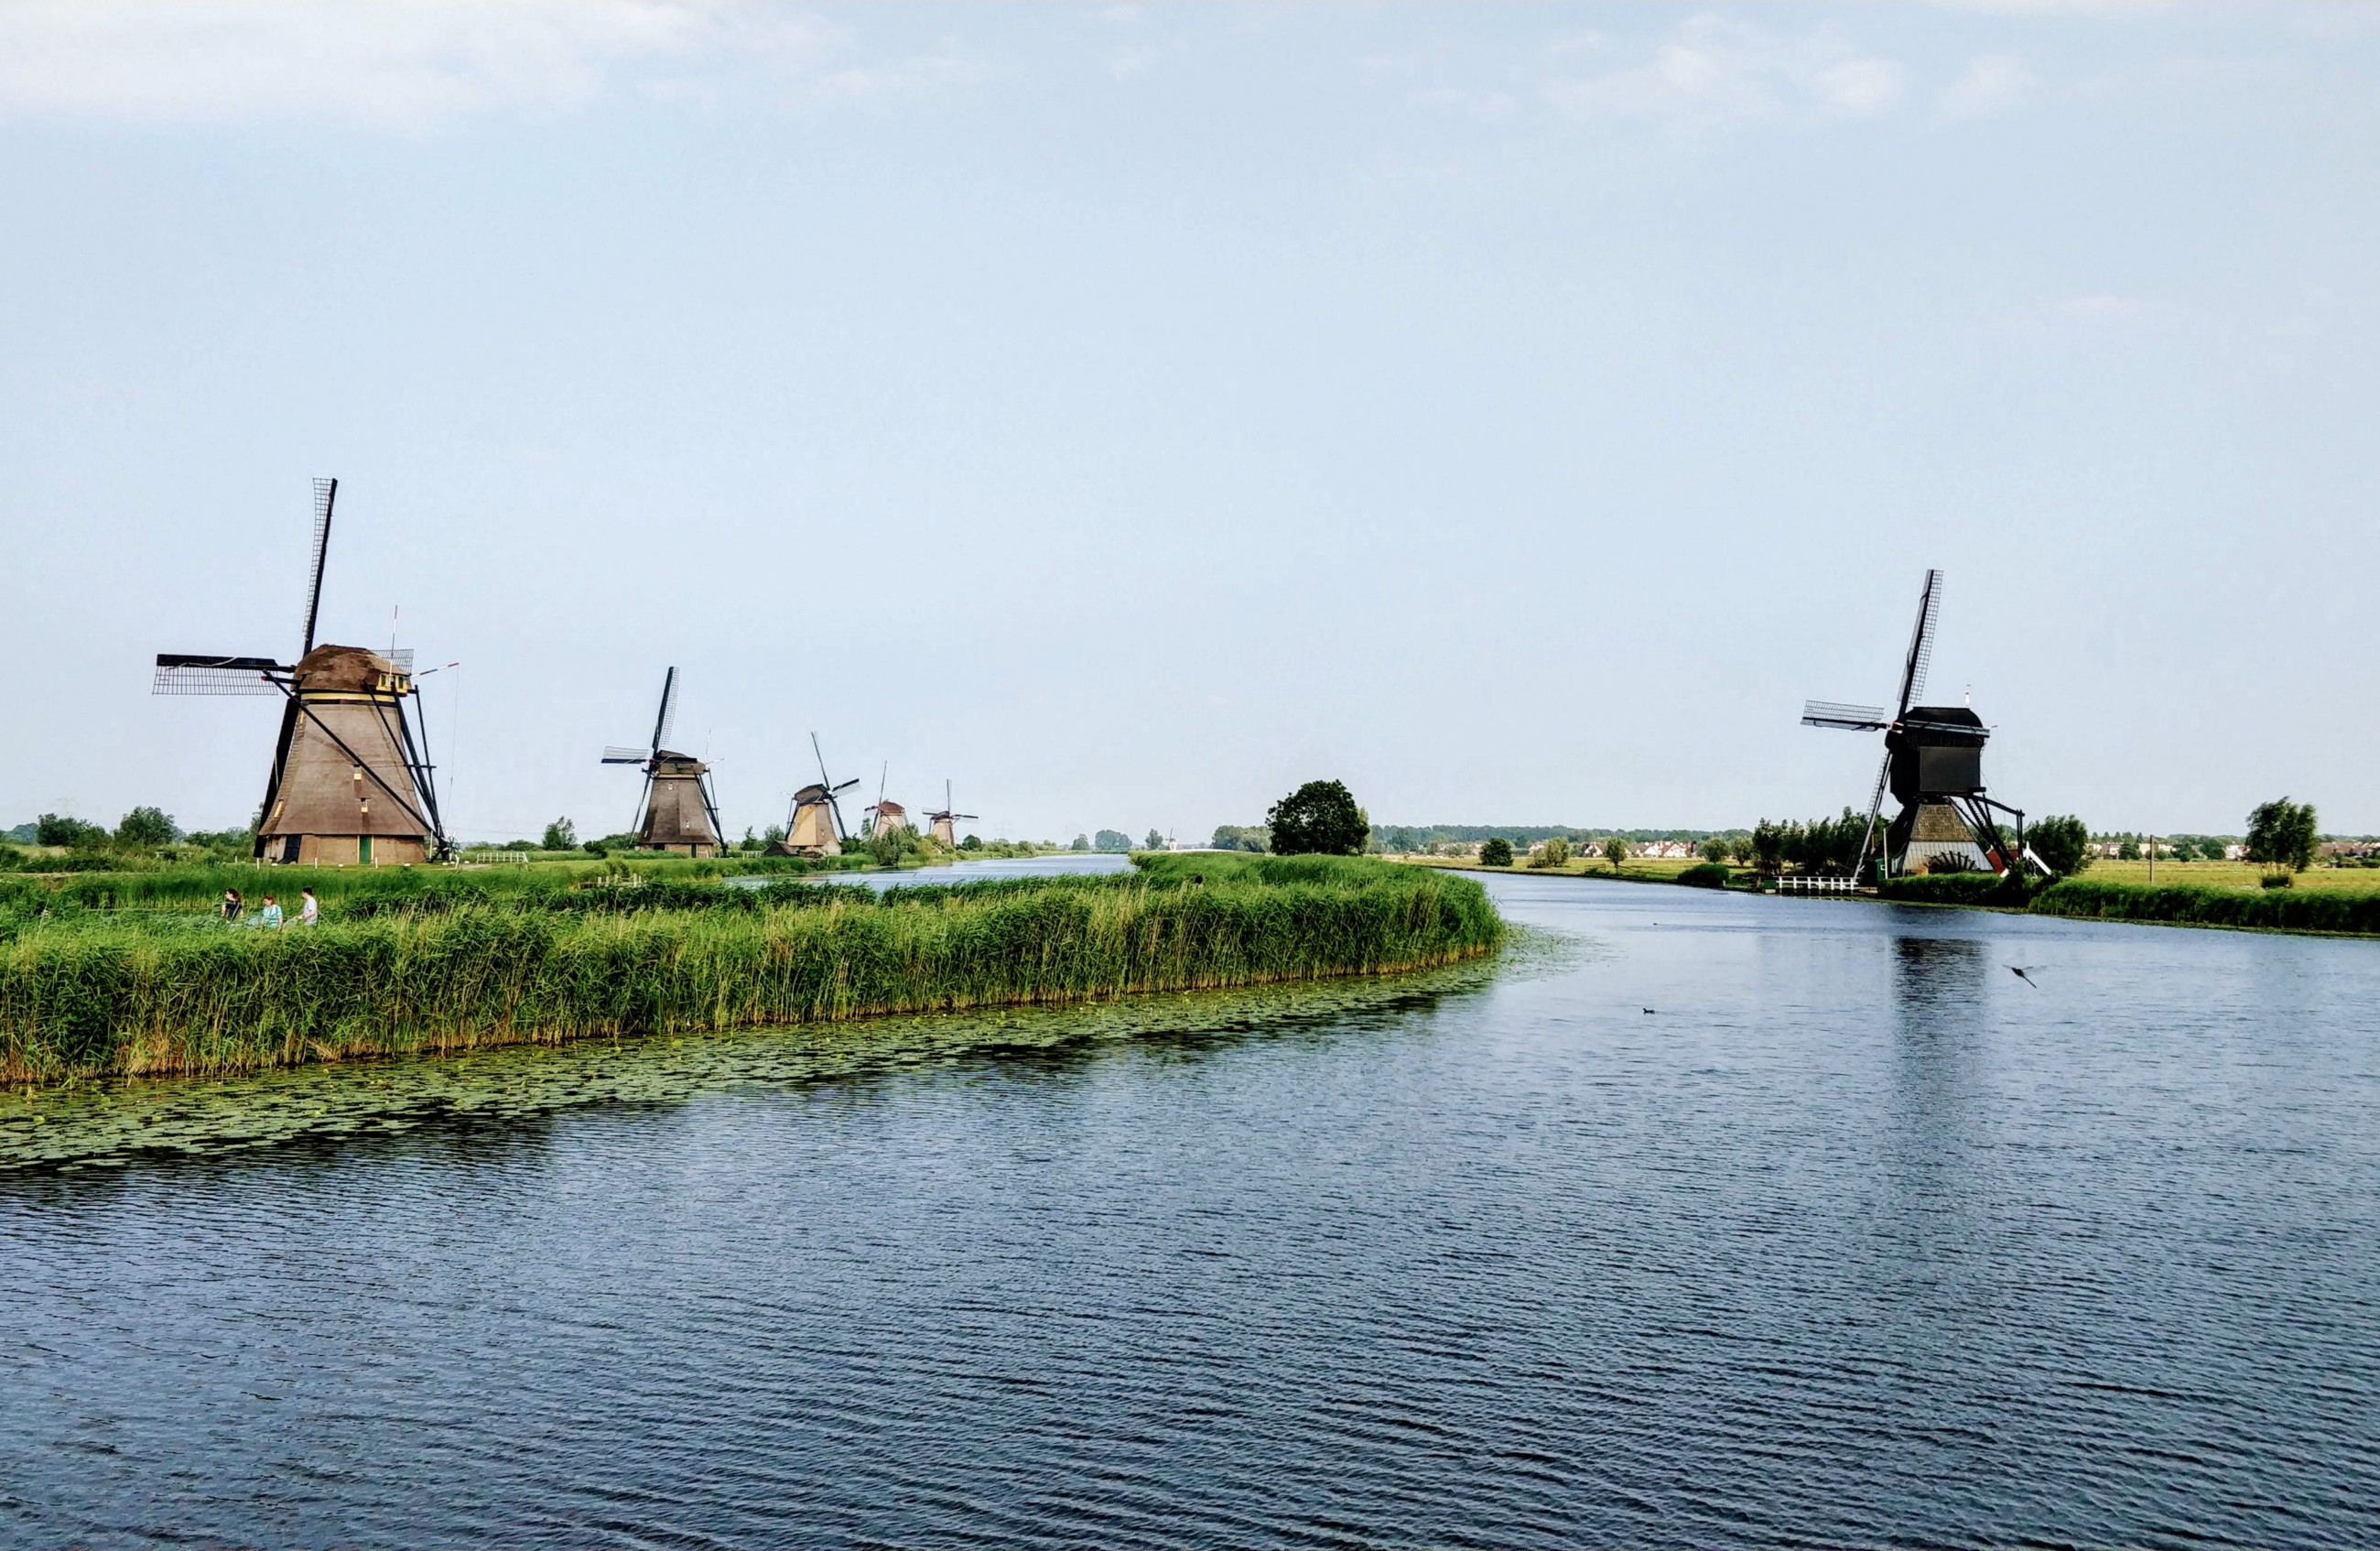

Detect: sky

[2,2,2375,844]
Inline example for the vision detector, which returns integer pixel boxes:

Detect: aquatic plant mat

[1,854,1501,1087]
[0,938,1543,1172]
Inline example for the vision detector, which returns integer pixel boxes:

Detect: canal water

[4,871,2375,1546]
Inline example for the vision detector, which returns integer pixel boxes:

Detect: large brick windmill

[151,478,450,864]
[1801,569,2038,882]
[602,667,724,856]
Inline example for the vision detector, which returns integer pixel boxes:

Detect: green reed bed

[1,858,1500,1083]
[2028,878,2380,935]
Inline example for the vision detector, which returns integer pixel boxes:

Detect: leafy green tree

[542,817,579,851]
[1267,779,1369,856]
[114,807,180,849]
[2026,815,2091,877]
[36,813,109,850]
[1700,837,1729,863]
[960,834,981,851]
[1094,829,1132,853]
[2245,797,2318,873]
[1210,824,1269,852]
[1730,835,1757,865]
[1603,836,1630,871]
[1071,834,1090,851]
[1143,829,1166,851]
[1478,837,1514,867]
[1752,819,1786,873]
[2117,837,2140,861]
[1530,837,1573,868]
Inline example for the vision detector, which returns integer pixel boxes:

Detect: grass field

[0,853,1500,1085]
[2065,860,2380,893]
[1400,854,1712,884]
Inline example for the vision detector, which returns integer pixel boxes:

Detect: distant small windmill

[773,733,859,856]
[151,477,449,864]
[924,781,979,848]
[601,667,724,856]
[1801,569,2038,881]
[864,763,909,839]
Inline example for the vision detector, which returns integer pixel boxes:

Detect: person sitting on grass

[220,887,242,923]
[299,887,319,927]
[256,895,282,929]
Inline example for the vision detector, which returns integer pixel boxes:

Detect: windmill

[924,781,979,848]
[601,667,724,857]
[771,733,859,856]
[1801,569,2039,882]
[864,763,909,839]
[151,478,449,865]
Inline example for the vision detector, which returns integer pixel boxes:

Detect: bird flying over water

[2008,965,2043,989]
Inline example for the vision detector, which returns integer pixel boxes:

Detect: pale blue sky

[4,3,2375,842]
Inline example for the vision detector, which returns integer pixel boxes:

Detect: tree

[1210,824,1269,852]
[1529,837,1572,869]
[960,834,981,851]
[114,806,180,849]
[2245,797,2318,873]
[36,813,108,850]
[1700,837,1730,863]
[1478,837,1514,867]
[1266,779,1369,856]
[1752,820,1786,873]
[1144,829,1166,851]
[1730,835,1757,865]
[2027,815,2091,877]
[1071,834,1090,851]
[542,817,579,851]
[1603,836,1630,872]
[2117,837,2139,862]
[1094,829,1132,853]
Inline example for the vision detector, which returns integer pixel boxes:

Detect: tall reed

[1,862,1500,1083]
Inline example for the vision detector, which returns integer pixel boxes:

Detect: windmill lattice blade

[152,654,286,696]
[652,667,679,754]
[1801,700,1889,730]
[1897,569,1942,714]
[300,477,336,656]
[389,647,414,674]
[602,745,651,764]
[831,778,860,794]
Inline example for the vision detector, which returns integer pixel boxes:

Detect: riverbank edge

[1402,858,2380,940]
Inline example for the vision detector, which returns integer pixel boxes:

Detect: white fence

[1772,874,1860,894]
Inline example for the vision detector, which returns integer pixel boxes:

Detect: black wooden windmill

[924,781,979,848]
[602,667,725,856]
[152,477,451,864]
[773,733,860,856]
[1801,569,2034,881]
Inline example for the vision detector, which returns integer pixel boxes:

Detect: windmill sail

[300,477,336,656]
[152,654,287,696]
[1895,569,1942,716]
[1801,700,1889,731]
[651,666,679,755]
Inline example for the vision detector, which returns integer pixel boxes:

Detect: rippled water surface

[5,873,2377,1547]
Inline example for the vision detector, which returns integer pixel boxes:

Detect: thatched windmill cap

[293,644,402,692]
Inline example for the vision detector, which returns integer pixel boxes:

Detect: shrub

[2261,873,2293,890]
[1879,873,2031,907]
[542,818,579,851]
[2027,815,2091,877]
[1677,863,1731,888]
[114,807,181,849]
[1267,780,1370,857]
[1528,838,1573,869]
[2033,879,2380,935]
[1602,836,1630,870]
[1094,830,1133,854]
[1479,838,1514,867]
[1699,838,1730,863]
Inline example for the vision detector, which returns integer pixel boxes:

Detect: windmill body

[1801,570,2040,882]
[769,734,858,857]
[862,762,908,839]
[601,667,724,857]
[152,479,449,865]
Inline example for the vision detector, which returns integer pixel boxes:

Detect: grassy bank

[2028,879,2380,935]
[0,854,1499,1085]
